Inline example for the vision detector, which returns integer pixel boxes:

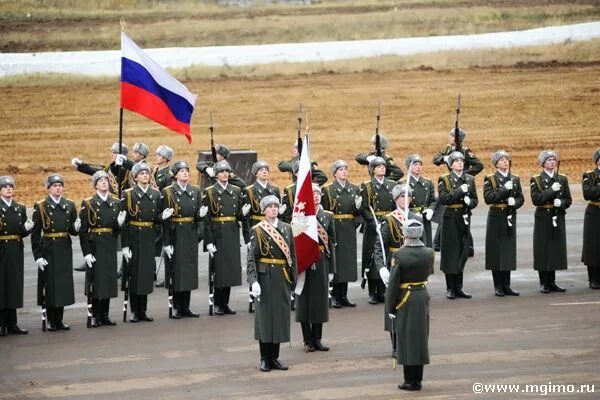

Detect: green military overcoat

[398,175,437,247]
[0,200,29,309]
[582,169,600,268]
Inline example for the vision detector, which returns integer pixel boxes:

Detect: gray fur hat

[405,154,423,168]
[312,183,322,194]
[92,170,109,187]
[368,156,386,174]
[260,195,280,213]
[371,134,388,149]
[447,151,465,167]
[111,142,128,156]
[491,150,511,167]
[171,160,190,176]
[214,160,232,173]
[592,148,600,164]
[403,219,424,239]
[392,184,412,201]
[449,128,466,144]
[155,145,174,161]
[45,173,64,188]
[215,144,231,160]
[331,159,349,175]
[538,150,558,166]
[252,160,270,176]
[0,175,15,189]
[132,163,151,179]
[132,143,150,158]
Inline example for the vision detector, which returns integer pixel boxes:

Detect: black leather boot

[301,323,314,352]
[503,271,519,296]
[455,272,472,299]
[100,299,116,326]
[312,323,329,351]
[270,343,288,370]
[259,341,271,372]
[445,274,456,299]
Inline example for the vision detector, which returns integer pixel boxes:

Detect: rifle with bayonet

[297,103,303,157]
[454,94,462,153]
[86,259,94,328]
[208,114,215,316]
[209,112,217,163]
[375,100,382,157]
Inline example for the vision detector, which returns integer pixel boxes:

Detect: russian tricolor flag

[120,32,197,143]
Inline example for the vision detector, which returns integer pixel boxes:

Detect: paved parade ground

[1,200,599,399]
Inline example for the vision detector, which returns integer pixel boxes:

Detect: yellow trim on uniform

[490,204,508,209]
[375,211,387,217]
[319,245,326,251]
[212,216,237,222]
[389,246,400,252]
[251,215,265,221]
[589,201,600,207]
[446,204,463,209]
[395,281,427,310]
[129,220,154,227]
[537,204,554,209]
[0,234,21,240]
[90,227,113,234]
[258,258,287,265]
[171,217,194,223]
[44,232,69,238]
[333,214,354,220]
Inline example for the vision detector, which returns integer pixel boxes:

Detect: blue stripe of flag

[121,57,194,124]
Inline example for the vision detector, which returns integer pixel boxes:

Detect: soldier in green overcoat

[203,160,246,315]
[242,160,282,313]
[71,142,131,194]
[398,154,437,248]
[530,150,571,293]
[582,148,600,289]
[247,195,297,372]
[161,161,205,319]
[321,160,361,308]
[32,174,80,331]
[385,220,434,392]
[0,176,33,336]
[153,145,174,287]
[359,157,395,304]
[79,171,125,327]
[483,150,524,297]
[196,144,247,189]
[355,134,404,181]
[438,152,478,300]
[296,184,336,352]
[121,163,162,322]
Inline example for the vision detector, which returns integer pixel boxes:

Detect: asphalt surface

[1,198,599,399]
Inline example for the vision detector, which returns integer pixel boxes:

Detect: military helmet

[155,145,174,161]
[392,184,412,201]
[260,195,280,214]
[538,150,558,166]
[331,159,349,175]
[405,154,423,169]
[92,170,109,187]
[111,142,128,156]
[214,160,232,173]
[171,160,190,176]
[45,173,64,188]
[403,219,424,239]
[449,128,466,144]
[215,144,231,160]
[491,150,511,167]
[132,162,151,178]
[368,156,386,173]
[370,134,388,149]
[447,151,465,167]
[133,143,150,158]
[0,175,15,189]
[592,148,600,164]
[252,160,270,176]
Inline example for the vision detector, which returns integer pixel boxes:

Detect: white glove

[463,195,471,206]
[366,155,375,163]
[251,281,261,298]
[354,195,362,209]
[553,199,561,208]
[388,313,396,320]
[328,273,334,282]
[375,223,381,235]
[379,267,390,286]
[35,258,48,271]
[507,197,516,206]
[122,247,132,262]
[551,182,561,192]
[115,154,127,166]
[71,157,82,167]
[207,243,217,257]
[424,209,434,221]
[242,203,251,216]
[84,254,96,268]
[161,208,175,220]
[24,220,34,231]
[278,203,287,215]
[504,180,513,190]
[163,245,174,259]
[460,183,469,193]
[73,218,81,232]
[117,210,127,226]
[199,206,208,218]
[205,167,215,178]
[463,214,470,226]
[443,155,449,164]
